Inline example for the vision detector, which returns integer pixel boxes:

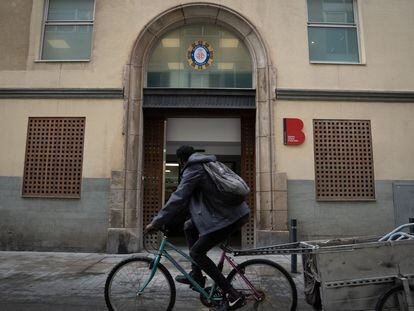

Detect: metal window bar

[307,22,356,28]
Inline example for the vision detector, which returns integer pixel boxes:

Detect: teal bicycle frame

[139,235,221,303]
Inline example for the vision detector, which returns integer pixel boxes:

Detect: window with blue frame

[307,0,360,63]
[41,0,95,60]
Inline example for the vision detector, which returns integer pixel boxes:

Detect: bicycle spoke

[105,258,175,311]
[382,290,409,310]
[375,283,414,311]
[228,259,297,311]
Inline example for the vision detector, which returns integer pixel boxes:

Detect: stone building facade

[0,0,413,252]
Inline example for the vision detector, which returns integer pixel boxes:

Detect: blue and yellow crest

[186,41,214,70]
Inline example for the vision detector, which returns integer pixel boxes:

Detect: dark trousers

[184,214,249,292]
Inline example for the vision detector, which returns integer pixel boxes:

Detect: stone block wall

[0,177,110,252]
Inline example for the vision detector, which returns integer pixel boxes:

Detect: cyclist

[145,145,250,310]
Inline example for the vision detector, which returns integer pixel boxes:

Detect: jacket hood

[187,153,216,165]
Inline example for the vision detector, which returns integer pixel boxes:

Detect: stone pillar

[272,172,288,231]
[107,170,140,253]
[255,66,289,246]
[106,64,144,254]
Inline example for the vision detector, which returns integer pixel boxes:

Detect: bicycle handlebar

[142,226,170,253]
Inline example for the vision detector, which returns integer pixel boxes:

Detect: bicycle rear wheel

[105,257,176,311]
[227,258,297,311]
[375,284,414,311]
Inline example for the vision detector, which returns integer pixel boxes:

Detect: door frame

[142,108,256,248]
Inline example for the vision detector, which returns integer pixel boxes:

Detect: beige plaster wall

[0,99,124,178]
[0,0,33,70]
[275,100,414,180]
[0,0,413,90]
[266,0,414,90]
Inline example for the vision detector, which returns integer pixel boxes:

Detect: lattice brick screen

[241,117,256,248]
[143,118,165,246]
[313,120,375,201]
[23,117,85,198]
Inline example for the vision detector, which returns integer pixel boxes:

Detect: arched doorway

[107,3,278,253]
[147,24,253,88]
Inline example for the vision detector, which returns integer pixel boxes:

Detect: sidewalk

[0,250,313,310]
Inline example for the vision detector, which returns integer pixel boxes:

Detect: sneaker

[214,290,246,311]
[175,271,206,289]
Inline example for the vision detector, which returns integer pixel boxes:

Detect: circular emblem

[186,41,214,70]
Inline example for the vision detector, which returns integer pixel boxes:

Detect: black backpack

[203,161,250,205]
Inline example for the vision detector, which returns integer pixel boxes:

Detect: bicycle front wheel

[105,257,176,311]
[227,258,297,311]
[375,284,414,311]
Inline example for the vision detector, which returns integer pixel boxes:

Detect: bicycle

[375,279,414,311]
[104,229,297,310]
[375,224,414,311]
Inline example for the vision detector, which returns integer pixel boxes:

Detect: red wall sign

[283,118,305,145]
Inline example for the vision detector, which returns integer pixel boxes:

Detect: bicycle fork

[136,255,162,296]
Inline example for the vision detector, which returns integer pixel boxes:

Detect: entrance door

[165,117,243,245]
[241,116,255,248]
[142,117,165,245]
[143,114,255,248]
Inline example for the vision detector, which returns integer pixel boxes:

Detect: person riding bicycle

[145,145,250,310]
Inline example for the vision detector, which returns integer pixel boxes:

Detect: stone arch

[108,3,279,253]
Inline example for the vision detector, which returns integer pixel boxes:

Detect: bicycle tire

[105,256,176,311]
[227,258,298,311]
[375,284,414,311]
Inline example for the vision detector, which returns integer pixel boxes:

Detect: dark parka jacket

[151,153,250,236]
